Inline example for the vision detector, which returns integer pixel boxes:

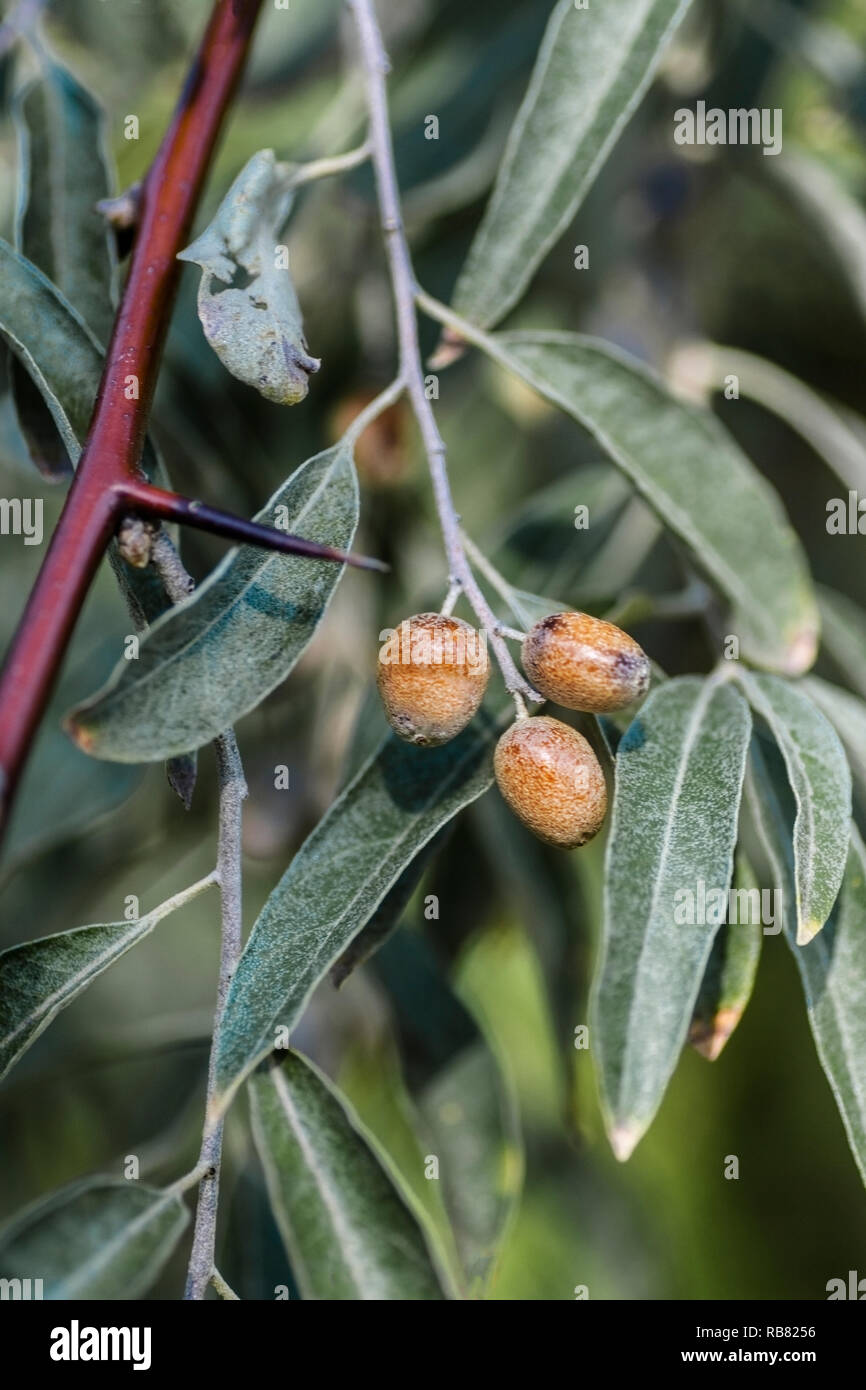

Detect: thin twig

[212,1267,241,1300]
[286,141,371,187]
[165,1159,215,1200]
[184,732,247,1300]
[148,531,248,1300]
[150,531,196,604]
[440,578,462,616]
[348,0,540,706]
[460,530,529,633]
[343,376,405,444]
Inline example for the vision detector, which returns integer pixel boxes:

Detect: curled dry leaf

[178,149,320,405]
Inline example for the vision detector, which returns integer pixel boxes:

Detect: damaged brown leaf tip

[688,1007,741,1062]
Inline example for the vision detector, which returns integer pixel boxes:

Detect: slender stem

[348,0,540,705]
[440,579,462,617]
[166,1159,215,1200]
[185,731,247,1301]
[415,286,504,360]
[0,0,265,834]
[147,871,220,921]
[343,376,406,443]
[150,532,196,605]
[286,141,371,187]
[460,530,530,632]
[116,479,387,571]
[145,532,248,1300]
[212,1267,241,1300]
[668,340,866,493]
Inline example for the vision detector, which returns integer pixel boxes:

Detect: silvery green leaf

[745,743,866,1187]
[0,238,105,459]
[686,345,866,494]
[736,671,850,944]
[471,788,585,1121]
[772,149,866,322]
[14,60,115,341]
[212,718,500,1118]
[249,1051,449,1300]
[178,149,319,404]
[0,877,214,1081]
[416,1041,521,1292]
[0,1177,188,1299]
[596,659,666,758]
[492,462,631,600]
[65,443,358,761]
[817,586,866,699]
[11,60,115,477]
[0,239,160,481]
[593,676,751,1160]
[688,853,763,1061]
[0,243,171,648]
[484,332,818,673]
[452,0,693,329]
[801,676,866,809]
[373,929,522,1292]
[330,827,450,988]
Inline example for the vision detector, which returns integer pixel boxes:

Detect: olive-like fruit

[493,715,607,849]
[377,613,489,746]
[522,611,649,713]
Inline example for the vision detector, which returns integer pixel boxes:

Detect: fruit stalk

[348,0,541,709]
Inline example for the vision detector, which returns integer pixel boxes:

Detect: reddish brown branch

[0,0,265,831]
[116,479,387,571]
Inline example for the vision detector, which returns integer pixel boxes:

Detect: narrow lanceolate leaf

[772,150,866,322]
[373,930,522,1292]
[0,240,160,479]
[213,718,499,1117]
[0,239,105,458]
[593,676,752,1160]
[331,827,450,988]
[746,745,866,1186]
[688,853,763,1061]
[0,1178,188,1299]
[682,345,866,494]
[65,444,358,761]
[179,149,319,404]
[736,671,850,944]
[14,61,115,340]
[817,586,866,700]
[249,1052,448,1300]
[0,877,213,1081]
[452,0,692,329]
[416,1042,521,1292]
[801,676,866,807]
[12,61,115,476]
[484,333,818,673]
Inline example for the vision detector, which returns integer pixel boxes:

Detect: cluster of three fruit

[377,610,650,850]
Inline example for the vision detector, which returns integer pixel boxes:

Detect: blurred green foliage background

[1,0,865,1298]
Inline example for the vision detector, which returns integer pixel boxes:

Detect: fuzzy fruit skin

[494,715,607,849]
[377,613,489,746]
[522,611,649,713]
